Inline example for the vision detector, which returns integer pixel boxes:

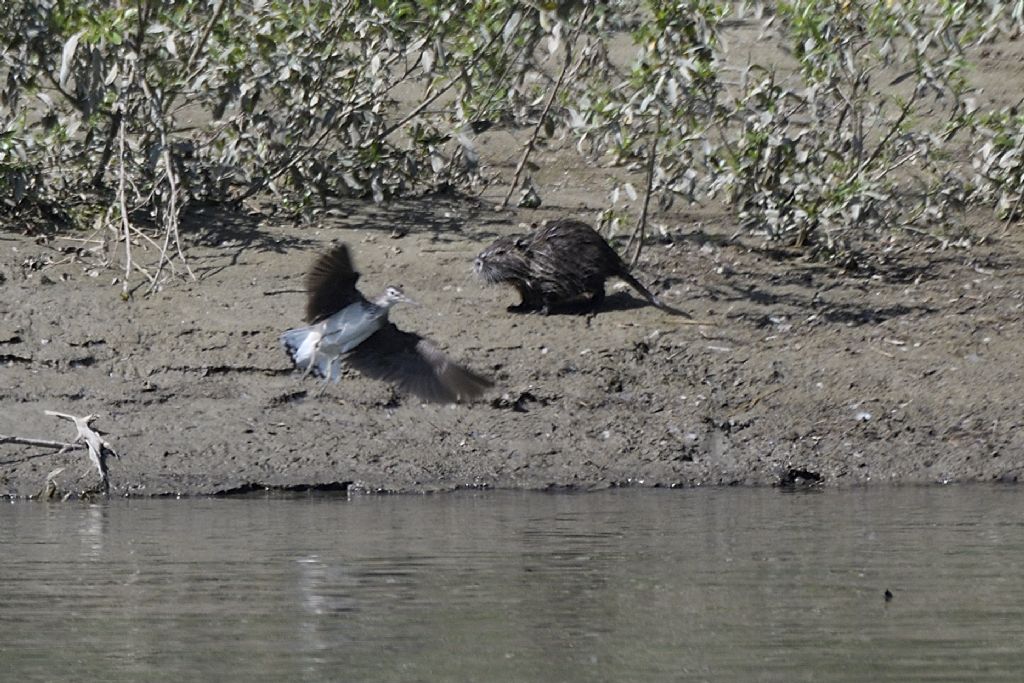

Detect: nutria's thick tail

[618,270,692,317]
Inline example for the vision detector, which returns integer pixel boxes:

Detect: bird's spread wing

[345,322,493,403]
[305,245,364,323]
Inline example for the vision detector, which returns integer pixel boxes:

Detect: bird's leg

[313,355,335,397]
[325,355,337,384]
[302,344,319,380]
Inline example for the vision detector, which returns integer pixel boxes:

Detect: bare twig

[91,110,123,188]
[176,0,228,102]
[117,106,133,295]
[0,434,81,451]
[501,18,585,209]
[137,74,195,287]
[262,287,306,296]
[162,144,193,282]
[856,90,920,177]
[626,112,661,268]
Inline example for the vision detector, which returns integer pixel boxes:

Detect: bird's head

[377,285,416,308]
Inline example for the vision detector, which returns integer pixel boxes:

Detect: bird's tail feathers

[281,326,341,381]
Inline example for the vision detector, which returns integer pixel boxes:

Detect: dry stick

[91,110,123,188]
[44,411,118,490]
[500,28,582,209]
[262,287,306,296]
[626,112,661,269]
[118,183,176,282]
[152,202,176,288]
[137,74,195,288]
[97,2,224,278]
[0,435,82,451]
[101,195,160,286]
[117,108,133,295]
[856,89,919,177]
[162,144,193,281]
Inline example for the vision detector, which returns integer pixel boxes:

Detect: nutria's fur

[474,219,687,315]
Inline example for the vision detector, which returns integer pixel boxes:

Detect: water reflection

[2,487,1024,681]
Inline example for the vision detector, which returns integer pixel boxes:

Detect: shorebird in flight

[281,244,493,404]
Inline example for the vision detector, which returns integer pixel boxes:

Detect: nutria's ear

[514,235,530,249]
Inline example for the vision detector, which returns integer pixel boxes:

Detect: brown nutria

[474,219,687,315]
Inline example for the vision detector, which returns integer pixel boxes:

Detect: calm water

[1,487,1023,681]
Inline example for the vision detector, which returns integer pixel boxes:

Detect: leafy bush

[972,109,1024,220]
[1,0,550,285]
[3,0,1024,287]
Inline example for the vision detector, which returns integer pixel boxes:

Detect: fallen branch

[0,435,81,451]
[44,411,120,492]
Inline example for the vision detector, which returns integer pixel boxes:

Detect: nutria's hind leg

[589,286,606,311]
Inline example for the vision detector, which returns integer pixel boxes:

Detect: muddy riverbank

[2,190,1022,497]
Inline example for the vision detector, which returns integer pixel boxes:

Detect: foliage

[972,109,1024,220]
[0,0,549,285]
[2,0,1024,287]
[700,0,975,250]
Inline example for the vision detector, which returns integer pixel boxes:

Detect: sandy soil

[3,18,1024,498]
[2,185,1022,498]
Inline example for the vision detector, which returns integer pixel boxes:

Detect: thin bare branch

[500,18,586,209]
[626,112,661,268]
[0,435,81,450]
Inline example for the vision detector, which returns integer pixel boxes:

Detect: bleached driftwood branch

[0,434,81,451]
[43,411,120,492]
